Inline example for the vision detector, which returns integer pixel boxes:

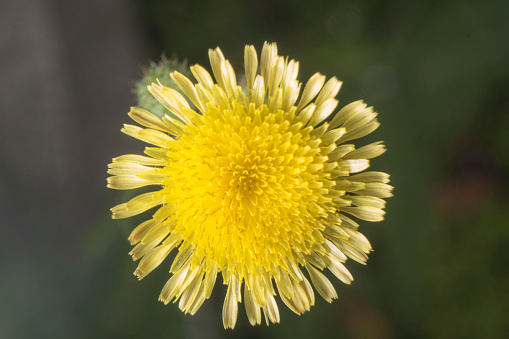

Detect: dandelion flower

[107,42,392,329]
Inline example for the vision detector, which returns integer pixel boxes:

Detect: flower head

[108,42,392,329]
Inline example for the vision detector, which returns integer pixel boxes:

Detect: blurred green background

[1,0,508,338]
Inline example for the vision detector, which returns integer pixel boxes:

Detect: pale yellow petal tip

[110,203,127,219]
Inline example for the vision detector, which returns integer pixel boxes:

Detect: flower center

[164,102,328,274]
[215,142,284,218]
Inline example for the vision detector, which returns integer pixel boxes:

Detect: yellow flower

[107,42,392,329]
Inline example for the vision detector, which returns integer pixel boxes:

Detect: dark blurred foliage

[1,0,508,338]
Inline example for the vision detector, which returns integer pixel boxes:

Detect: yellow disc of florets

[163,100,330,280]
